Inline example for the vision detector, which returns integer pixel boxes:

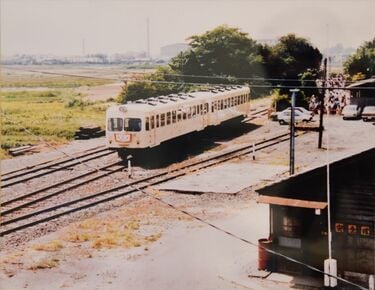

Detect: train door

[202,103,209,128]
[147,115,156,146]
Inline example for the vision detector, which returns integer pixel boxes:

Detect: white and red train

[106,85,250,157]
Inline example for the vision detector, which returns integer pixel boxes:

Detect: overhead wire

[2,66,373,90]
[0,111,368,290]
[1,64,371,288]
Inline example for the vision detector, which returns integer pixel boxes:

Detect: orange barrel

[258,238,273,271]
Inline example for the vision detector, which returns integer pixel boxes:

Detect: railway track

[243,108,269,122]
[0,131,307,236]
[1,145,106,177]
[1,147,113,188]
[0,160,126,215]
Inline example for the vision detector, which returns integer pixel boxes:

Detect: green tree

[266,34,322,79]
[170,25,266,82]
[265,34,322,99]
[344,38,375,79]
[118,66,187,103]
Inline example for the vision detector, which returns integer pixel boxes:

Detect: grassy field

[1,89,111,159]
[1,74,111,88]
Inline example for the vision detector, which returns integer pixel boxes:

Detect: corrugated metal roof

[257,147,375,199]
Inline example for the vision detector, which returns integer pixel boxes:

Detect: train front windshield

[124,118,142,132]
[108,118,123,131]
[108,118,142,132]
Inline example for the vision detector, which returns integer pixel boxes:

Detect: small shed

[347,77,375,107]
[256,148,374,285]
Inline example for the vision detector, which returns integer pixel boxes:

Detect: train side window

[150,116,155,129]
[187,107,192,119]
[172,111,177,123]
[160,113,165,127]
[191,106,195,117]
[196,105,200,115]
[204,103,208,114]
[166,112,171,125]
[156,115,160,128]
[220,100,223,110]
[231,97,234,107]
[145,117,150,131]
[211,102,214,113]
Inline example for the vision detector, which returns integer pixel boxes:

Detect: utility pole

[82,38,86,56]
[289,89,299,176]
[146,18,151,60]
[318,58,327,149]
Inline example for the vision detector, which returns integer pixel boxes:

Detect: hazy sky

[1,0,374,56]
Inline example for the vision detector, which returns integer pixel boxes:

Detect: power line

[2,66,374,91]
[0,112,367,290]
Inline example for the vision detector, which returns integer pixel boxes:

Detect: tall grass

[1,89,109,158]
[1,75,111,88]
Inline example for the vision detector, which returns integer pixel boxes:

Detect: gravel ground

[1,106,374,289]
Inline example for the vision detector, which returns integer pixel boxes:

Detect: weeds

[1,89,107,158]
[32,240,63,252]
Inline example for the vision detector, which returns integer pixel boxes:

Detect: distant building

[160,43,189,58]
[256,148,375,288]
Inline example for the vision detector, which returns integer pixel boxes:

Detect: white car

[276,107,313,120]
[361,106,375,122]
[342,105,362,120]
[278,110,313,125]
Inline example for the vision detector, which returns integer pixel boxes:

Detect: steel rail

[1,161,125,215]
[0,131,304,236]
[1,149,114,188]
[1,145,106,177]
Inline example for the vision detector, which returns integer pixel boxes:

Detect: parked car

[278,110,313,125]
[361,106,375,122]
[342,105,362,120]
[276,107,313,120]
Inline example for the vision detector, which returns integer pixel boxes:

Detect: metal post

[289,89,299,176]
[127,155,132,178]
[318,58,327,148]
[326,133,332,261]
